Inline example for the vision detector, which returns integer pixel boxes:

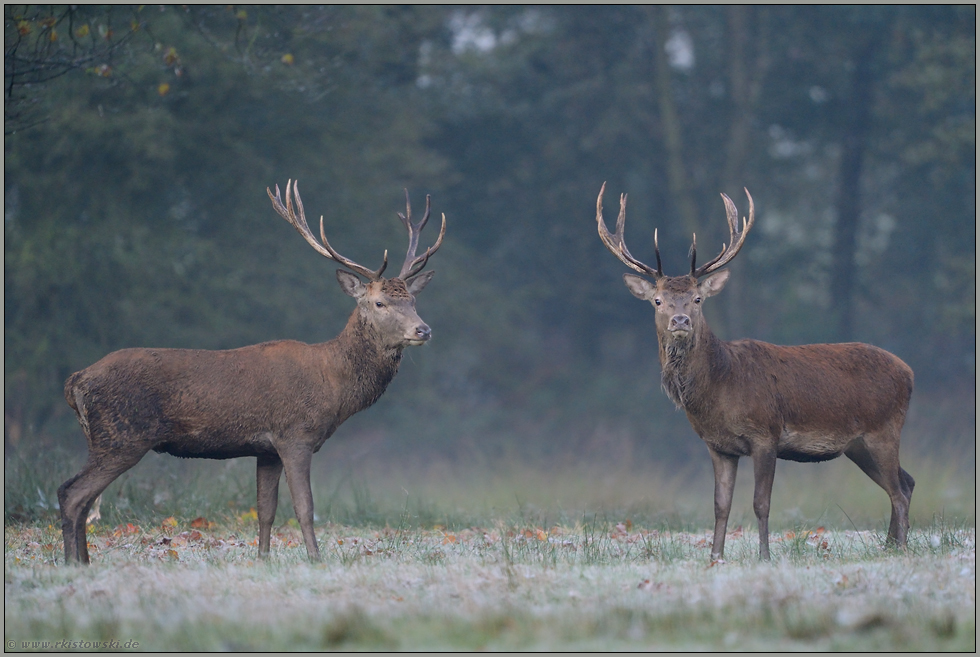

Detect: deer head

[596,183,755,350]
[268,181,446,349]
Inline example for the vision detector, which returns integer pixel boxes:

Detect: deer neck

[331,311,404,416]
[657,323,730,412]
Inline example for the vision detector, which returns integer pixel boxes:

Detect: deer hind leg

[898,467,916,502]
[707,447,739,561]
[58,450,145,564]
[844,433,911,548]
[256,454,284,557]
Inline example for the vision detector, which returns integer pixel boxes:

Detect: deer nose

[669,314,691,332]
[415,324,431,341]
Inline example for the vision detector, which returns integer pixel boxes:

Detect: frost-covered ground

[5,520,974,651]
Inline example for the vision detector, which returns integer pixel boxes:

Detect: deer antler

[691,188,755,278]
[596,182,662,279]
[267,180,388,281]
[397,189,446,280]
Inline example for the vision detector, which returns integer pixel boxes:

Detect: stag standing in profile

[596,183,914,561]
[58,181,445,564]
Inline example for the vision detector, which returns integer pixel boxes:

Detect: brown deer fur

[58,184,443,564]
[599,185,914,561]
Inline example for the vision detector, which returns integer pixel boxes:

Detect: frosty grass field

[4,451,976,651]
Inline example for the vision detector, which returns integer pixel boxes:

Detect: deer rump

[679,339,914,464]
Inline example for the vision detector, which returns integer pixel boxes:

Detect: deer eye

[375,301,385,308]
[694,296,702,304]
[654,298,662,306]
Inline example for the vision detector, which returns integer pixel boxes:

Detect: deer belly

[777,429,846,463]
[153,430,277,459]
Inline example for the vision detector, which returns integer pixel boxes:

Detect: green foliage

[3,6,975,461]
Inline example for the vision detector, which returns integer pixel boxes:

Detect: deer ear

[698,269,730,298]
[404,270,435,296]
[623,273,657,300]
[336,270,366,299]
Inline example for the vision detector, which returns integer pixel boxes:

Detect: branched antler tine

[268,183,291,223]
[291,179,304,225]
[267,179,386,280]
[692,189,756,278]
[319,215,387,279]
[417,193,431,232]
[400,210,446,279]
[398,190,444,279]
[402,249,430,280]
[596,187,625,260]
[743,187,755,232]
[690,233,697,276]
[615,192,628,240]
[398,219,420,274]
[614,193,637,263]
[596,183,661,278]
[267,180,331,260]
[725,191,739,234]
[397,190,422,277]
[294,180,387,279]
[654,228,663,274]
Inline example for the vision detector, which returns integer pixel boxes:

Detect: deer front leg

[280,446,321,561]
[256,454,284,557]
[707,447,739,561]
[751,444,777,561]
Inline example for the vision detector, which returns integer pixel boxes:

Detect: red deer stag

[596,183,914,561]
[58,181,445,564]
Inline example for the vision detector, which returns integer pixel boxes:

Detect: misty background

[5,6,975,487]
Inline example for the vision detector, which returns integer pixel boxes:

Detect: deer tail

[64,371,92,441]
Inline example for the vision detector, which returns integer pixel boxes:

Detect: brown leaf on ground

[638,579,670,592]
[113,523,140,537]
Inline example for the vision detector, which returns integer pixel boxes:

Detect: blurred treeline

[4,6,975,462]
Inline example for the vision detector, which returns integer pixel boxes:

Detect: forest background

[4,6,975,520]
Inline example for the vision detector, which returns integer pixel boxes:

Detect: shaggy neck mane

[658,324,731,412]
[334,311,403,416]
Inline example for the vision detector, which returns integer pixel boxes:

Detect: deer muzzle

[407,323,431,345]
[668,314,692,336]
